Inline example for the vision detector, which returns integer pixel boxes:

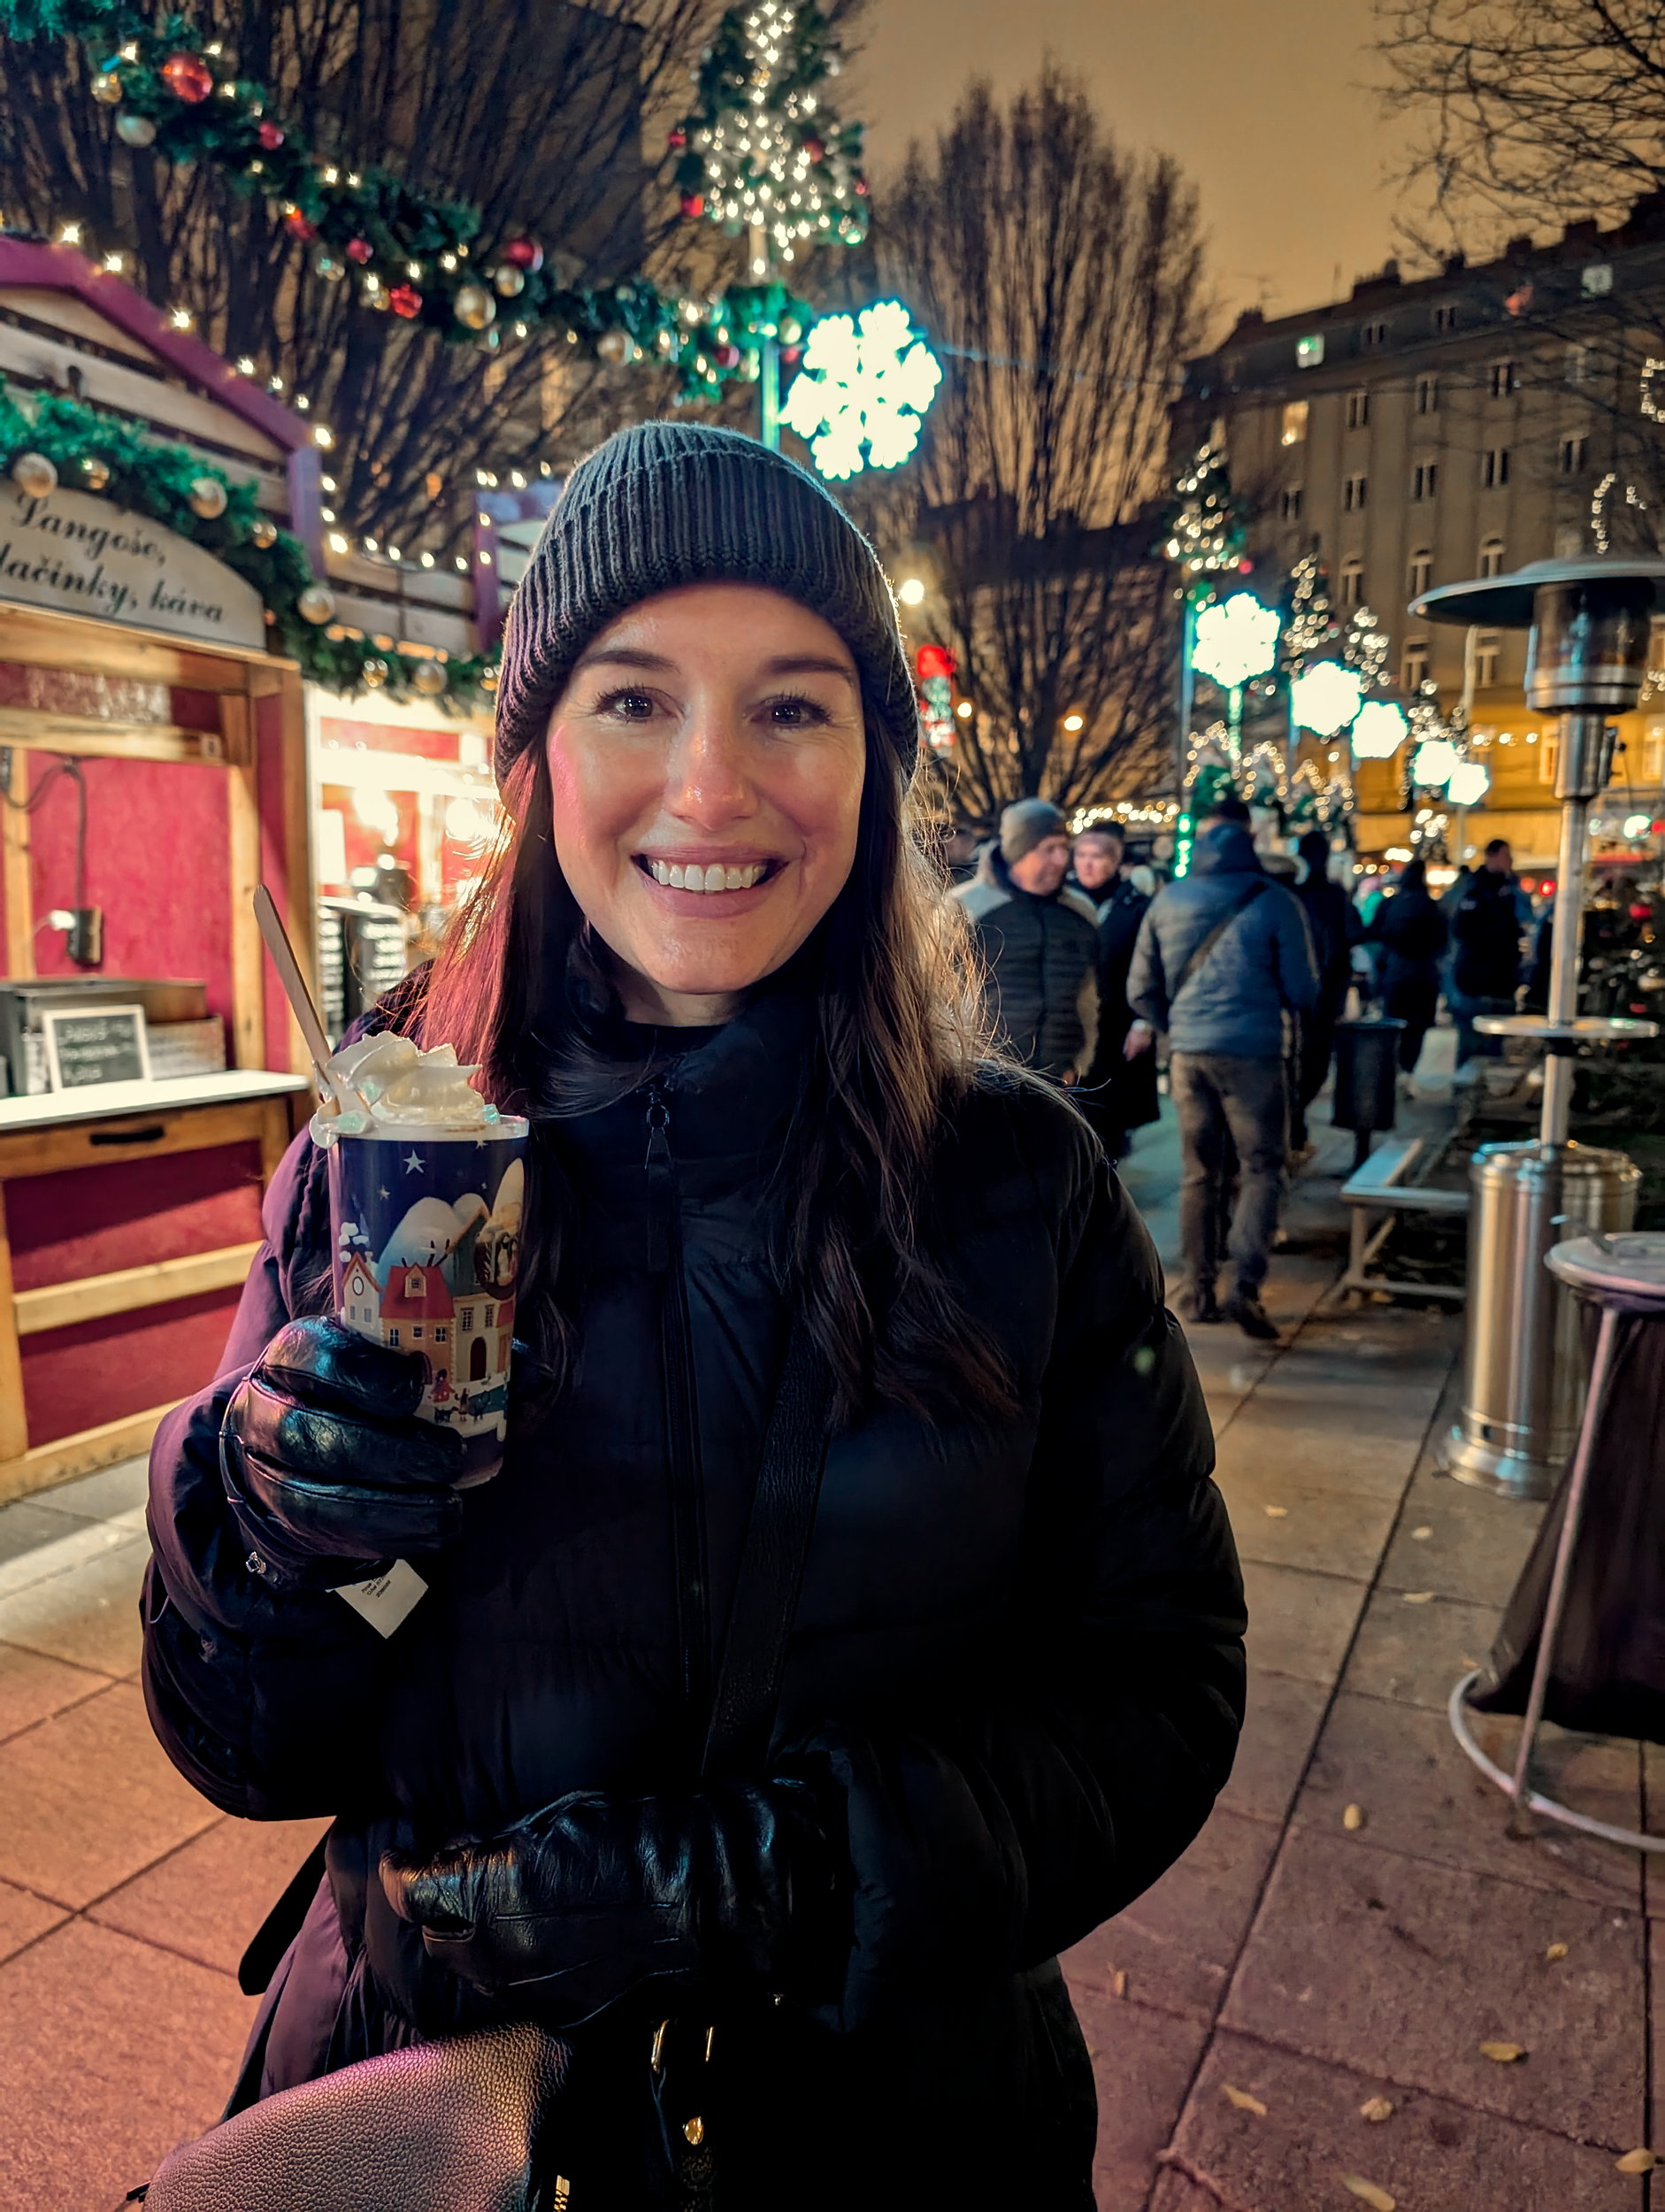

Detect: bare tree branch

[863,67,1202,820]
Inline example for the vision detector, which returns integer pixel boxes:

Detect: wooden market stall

[0,240,320,1503]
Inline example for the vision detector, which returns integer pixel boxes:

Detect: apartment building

[1181,203,1665,860]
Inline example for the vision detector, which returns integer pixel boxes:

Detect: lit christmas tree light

[779,300,941,478]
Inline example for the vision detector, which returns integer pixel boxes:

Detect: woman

[1371,856,1448,1078]
[143,424,1244,2209]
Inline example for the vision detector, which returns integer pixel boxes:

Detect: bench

[1339,1136,1469,1303]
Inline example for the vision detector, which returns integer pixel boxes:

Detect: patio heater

[1412,557,1660,1500]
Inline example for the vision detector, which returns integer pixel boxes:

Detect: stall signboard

[0,484,265,651]
[42,1004,151,1090]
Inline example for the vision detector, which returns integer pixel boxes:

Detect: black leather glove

[380,1781,840,2024]
[221,1315,466,1589]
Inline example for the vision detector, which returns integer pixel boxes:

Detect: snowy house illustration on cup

[377,1259,456,1419]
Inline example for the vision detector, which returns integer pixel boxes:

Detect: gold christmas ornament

[92,70,123,104]
[453,282,496,332]
[188,474,228,519]
[492,265,526,299]
[12,451,58,499]
[297,583,335,625]
[361,657,389,688]
[596,327,634,366]
[312,248,347,285]
[411,660,448,697]
[79,455,111,492]
[249,517,278,549]
[115,111,157,147]
[480,667,500,692]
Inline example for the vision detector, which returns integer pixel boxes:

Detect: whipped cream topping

[327,1033,492,1130]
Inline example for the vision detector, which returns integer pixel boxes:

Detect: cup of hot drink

[311,1034,529,1486]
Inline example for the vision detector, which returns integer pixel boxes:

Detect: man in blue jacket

[1129,820,1319,1338]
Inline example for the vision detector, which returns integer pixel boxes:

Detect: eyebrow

[570,646,859,687]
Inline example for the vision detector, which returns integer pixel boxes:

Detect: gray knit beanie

[1000,798,1069,864]
[493,421,919,784]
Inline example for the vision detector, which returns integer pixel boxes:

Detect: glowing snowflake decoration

[780,300,941,479]
[1191,593,1281,689]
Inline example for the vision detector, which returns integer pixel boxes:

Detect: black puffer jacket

[954,849,1101,1077]
[142,987,1244,2209]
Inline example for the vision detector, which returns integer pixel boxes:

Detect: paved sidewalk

[0,1099,1651,2209]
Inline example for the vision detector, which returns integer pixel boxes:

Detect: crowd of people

[950,799,1570,1346]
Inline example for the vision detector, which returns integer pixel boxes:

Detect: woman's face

[545,582,867,1022]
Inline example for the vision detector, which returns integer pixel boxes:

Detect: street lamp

[1414,553,1662,1500]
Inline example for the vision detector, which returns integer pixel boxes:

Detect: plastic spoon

[252,885,372,1124]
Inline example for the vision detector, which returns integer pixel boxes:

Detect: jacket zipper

[644,1087,711,1733]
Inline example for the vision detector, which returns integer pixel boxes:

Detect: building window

[1280,484,1303,521]
[1412,461,1439,501]
[1540,728,1560,784]
[1565,344,1588,387]
[1408,547,1434,597]
[1402,639,1431,690]
[1478,534,1506,577]
[1644,723,1665,782]
[1343,472,1369,511]
[1433,303,1459,332]
[1281,399,1308,445]
[460,1305,474,1332]
[1481,447,1510,488]
[1582,262,1613,297]
[1559,432,1589,474]
[387,1327,401,1348]
[1416,374,1439,413]
[1295,333,1324,370]
[1346,389,1370,429]
[1490,358,1519,397]
[1361,320,1388,349]
[1339,558,1365,608]
[1475,633,1501,687]
[411,1324,423,1340]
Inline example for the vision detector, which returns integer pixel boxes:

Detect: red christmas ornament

[388,284,422,319]
[717,343,741,370]
[779,346,802,368]
[854,177,869,196]
[803,135,825,163]
[915,644,956,682]
[679,191,705,220]
[346,237,372,265]
[502,238,543,273]
[667,127,687,151]
[160,51,214,104]
[283,208,318,242]
[257,120,284,150]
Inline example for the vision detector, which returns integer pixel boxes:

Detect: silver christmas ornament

[115,111,157,147]
[297,583,335,625]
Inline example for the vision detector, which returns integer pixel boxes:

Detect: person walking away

[1371,856,1448,1081]
[1071,824,1160,1157]
[1290,831,1354,1152]
[1129,819,1319,1339]
[142,422,1244,2210]
[1449,837,1524,1063]
[955,799,1100,1080]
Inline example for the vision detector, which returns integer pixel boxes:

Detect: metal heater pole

[1540,710,1604,1145]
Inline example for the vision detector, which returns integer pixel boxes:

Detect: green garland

[670,2,867,255]
[0,0,815,398]
[0,380,498,704]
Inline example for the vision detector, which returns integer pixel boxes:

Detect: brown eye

[765,693,829,728]
[598,687,656,722]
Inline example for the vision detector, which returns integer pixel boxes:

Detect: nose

[663,697,757,828]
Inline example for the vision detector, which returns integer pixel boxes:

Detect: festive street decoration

[915,643,955,752]
[779,299,940,478]
[0,0,813,399]
[1162,442,1248,595]
[1192,593,1281,692]
[1341,605,1392,694]
[1351,699,1408,759]
[1411,735,1461,787]
[671,1,868,261]
[1447,757,1491,805]
[1290,660,1364,738]
[1279,552,1335,676]
[0,379,498,704]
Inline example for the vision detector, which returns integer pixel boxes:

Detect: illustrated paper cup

[311,1038,529,1486]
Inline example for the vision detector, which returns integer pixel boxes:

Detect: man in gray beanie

[954,798,1100,1079]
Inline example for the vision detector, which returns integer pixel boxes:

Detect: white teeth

[647,859,766,893]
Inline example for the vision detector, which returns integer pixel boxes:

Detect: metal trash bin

[1441,1141,1641,1501]
[1331,1018,1405,1169]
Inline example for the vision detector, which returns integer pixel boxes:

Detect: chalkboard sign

[42,1003,151,1090]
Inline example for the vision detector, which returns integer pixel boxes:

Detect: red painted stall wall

[22,749,233,1023]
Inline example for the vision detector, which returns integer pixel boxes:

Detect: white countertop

[0,1068,309,1133]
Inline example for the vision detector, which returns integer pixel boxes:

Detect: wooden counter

[0,1070,308,1504]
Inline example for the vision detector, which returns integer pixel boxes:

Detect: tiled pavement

[0,1098,1652,2208]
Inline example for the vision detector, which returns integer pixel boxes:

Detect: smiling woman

[141,420,1245,2212]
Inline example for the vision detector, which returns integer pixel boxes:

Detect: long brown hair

[418,724,1016,1423]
